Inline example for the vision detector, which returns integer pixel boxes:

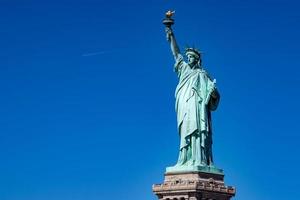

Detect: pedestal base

[153,171,235,200]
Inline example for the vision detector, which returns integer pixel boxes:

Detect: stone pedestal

[152,171,235,200]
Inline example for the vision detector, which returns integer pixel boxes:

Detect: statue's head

[185,48,202,67]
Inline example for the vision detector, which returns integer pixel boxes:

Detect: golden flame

[165,10,175,18]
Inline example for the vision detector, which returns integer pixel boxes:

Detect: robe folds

[174,55,220,156]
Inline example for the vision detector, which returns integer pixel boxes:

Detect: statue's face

[187,54,198,65]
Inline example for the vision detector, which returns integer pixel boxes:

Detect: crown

[185,47,201,59]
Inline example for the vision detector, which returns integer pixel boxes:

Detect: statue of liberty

[163,11,222,173]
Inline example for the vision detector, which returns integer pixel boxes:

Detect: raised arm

[165,27,181,61]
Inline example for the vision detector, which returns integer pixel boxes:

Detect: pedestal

[152,171,235,200]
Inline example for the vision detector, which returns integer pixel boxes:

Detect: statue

[163,11,222,174]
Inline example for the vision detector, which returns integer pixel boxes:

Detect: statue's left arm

[206,79,220,111]
[209,88,220,111]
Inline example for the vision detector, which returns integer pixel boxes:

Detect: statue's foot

[194,161,203,166]
[185,159,195,166]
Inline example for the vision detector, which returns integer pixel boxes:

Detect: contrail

[82,51,107,57]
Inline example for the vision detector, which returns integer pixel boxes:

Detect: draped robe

[174,55,220,166]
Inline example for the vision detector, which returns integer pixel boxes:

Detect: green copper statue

[163,11,222,174]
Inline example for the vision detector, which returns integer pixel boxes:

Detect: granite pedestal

[153,171,235,200]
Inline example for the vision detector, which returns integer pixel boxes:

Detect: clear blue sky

[1,0,300,200]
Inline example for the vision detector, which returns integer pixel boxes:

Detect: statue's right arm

[166,27,181,61]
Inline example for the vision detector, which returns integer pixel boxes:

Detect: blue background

[1,0,300,199]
